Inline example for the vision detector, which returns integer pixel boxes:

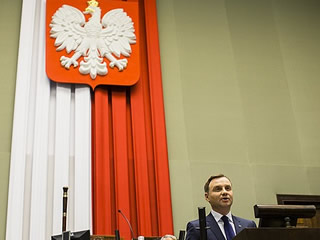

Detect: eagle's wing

[101,8,136,57]
[50,5,86,53]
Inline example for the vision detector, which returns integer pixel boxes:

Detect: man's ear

[205,192,209,202]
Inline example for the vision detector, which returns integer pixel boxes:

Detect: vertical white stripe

[6,0,37,239]
[69,88,76,232]
[46,81,57,239]
[7,0,93,238]
[29,0,51,239]
[52,83,72,235]
[74,86,92,231]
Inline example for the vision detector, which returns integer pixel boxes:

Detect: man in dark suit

[185,174,256,240]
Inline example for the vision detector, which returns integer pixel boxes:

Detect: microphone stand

[198,207,208,240]
[62,187,70,240]
[62,187,68,232]
[115,229,121,240]
[118,209,135,239]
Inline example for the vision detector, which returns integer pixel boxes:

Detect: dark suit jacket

[186,213,257,240]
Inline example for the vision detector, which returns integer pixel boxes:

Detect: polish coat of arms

[46,0,140,88]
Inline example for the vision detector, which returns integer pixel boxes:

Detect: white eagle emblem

[49,0,136,79]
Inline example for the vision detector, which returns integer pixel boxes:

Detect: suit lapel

[232,215,243,234]
[207,214,225,240]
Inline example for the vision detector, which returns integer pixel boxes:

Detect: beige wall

[0,0,22,239]
[157,0,320,236]
[1,0,320,238]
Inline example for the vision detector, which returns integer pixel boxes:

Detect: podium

[234,228,320,240]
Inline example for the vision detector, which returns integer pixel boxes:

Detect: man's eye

[213,187,222,192]
[225,186,232,191]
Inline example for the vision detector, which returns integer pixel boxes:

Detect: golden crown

[87,0,99,7]
[85,0,99,13]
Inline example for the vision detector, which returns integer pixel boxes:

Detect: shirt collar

[210,209,233,223]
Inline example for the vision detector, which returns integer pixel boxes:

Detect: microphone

[118,209,135,239]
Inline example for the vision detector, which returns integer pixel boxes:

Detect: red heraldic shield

[46,0,140,89]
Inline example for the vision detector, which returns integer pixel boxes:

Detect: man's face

[205,177,233,215]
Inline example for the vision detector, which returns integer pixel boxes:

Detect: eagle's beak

[84,6,94,14]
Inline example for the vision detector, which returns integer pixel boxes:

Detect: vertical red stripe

[112,89,131,240]
[128,0,155,237]
[140,0,160,235]
[92,87,114,234]
[92,0,174,238]
[130,82,153,237]
[144,0,174,235]
[126,90,138,237]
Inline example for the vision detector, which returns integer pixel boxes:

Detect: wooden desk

[234,228,320,240]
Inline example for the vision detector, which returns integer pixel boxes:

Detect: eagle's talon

[109,59,128,71]
[60,56,79,69]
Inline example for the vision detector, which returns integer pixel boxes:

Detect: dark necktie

[221,215,235,240]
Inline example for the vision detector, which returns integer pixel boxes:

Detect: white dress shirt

[210,210,236,239]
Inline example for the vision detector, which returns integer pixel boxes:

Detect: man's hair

[160,235,177,240]
[204,174,231,193]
